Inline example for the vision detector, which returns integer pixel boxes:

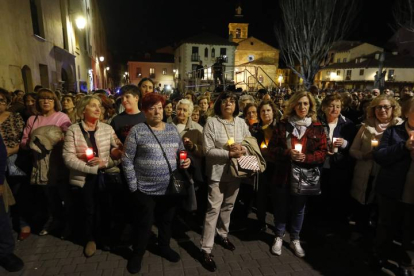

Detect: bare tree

[393,0,414,32]
[275,0,359,90]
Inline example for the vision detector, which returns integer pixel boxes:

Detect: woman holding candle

[122,93,190,274]
[252,100,279,232]
[317,94,356,224]
[371,97,414,275]
[267,91,327,257]
[63,95,122,257]
[199,91,251,272]
[349,95,402,236]
[20,88,72,238]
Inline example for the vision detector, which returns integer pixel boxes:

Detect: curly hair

[282,91,317,121]
[366,94,401,120]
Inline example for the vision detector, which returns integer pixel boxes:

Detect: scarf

[374,119,391,134]
[288,115,312,139]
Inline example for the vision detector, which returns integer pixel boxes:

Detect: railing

[191,54,200,62]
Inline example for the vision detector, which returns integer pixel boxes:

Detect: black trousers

[0,197,14,258]
[81,175,112,243]
[131,190,177,256]
[375,194,414,266]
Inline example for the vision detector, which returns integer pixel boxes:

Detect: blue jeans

[273,188,307,240]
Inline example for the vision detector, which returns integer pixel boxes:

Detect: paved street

[2,208,401,276]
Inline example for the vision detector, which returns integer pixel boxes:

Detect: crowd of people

[0,82,413,275]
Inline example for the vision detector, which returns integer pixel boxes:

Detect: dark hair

[213,91,239,117]
[0,88,12,104]
[23,92,37,106]
[34,85,43,92]
[138,78,154,90]
[321,94,343,110]
[141,93,166,112]
[36,88,62,112]
[96,94,116,120]
[93,89,107,96]
[119,84,140,98]
[13,89,24,96]
[185,91,197,103]
[257,100,279,123]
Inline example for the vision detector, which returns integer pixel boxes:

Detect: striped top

[122,122,184,195]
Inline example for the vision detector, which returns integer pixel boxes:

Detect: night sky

[100,0,395,69]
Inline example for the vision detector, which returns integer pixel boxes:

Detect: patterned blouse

[0,112,24,148]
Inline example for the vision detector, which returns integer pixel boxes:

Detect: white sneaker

[290,240,305,257]
[271,237,283,255]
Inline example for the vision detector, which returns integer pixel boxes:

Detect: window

[204,48,208,58]
[336,70,340,76]
[235,28,241,39]
[179,57,181,63]
[343,58,347,63]
[211,48,215,58]
[346,70,351,80]
[192,64,198,72]
[136,67,142,78]
[192,47,198,54]
[248,55,254,62]
[39,64,49,88]
[149,68,155,78]
[30,0,45,38]
[388,69,395,80]
[258,75,264,83]
[359,69,364,76]
[337,58,341,63]
[220,48,227,56]
[191,46,199,61]
[162,68,167,75]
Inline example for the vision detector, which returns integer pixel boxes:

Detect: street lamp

[278,75,283,87]
[99,56,105,62]
[106,67,110,71]
[75,16,86,29]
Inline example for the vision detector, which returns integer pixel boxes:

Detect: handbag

[287,134,321,196]
[7,154,27,177]
[145,123,191,196]
[14,115,39,175]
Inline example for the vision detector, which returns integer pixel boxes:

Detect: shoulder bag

[287,133,321,196]
[145,123,190,196]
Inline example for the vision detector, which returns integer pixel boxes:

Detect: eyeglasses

[375,105,393,110]
[221,99,236,105]
[39,97,54,101]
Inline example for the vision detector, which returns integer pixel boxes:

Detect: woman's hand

[110,148,123,160]
[183,137,194,151]
[181,158,191,169]
[229,143,244,158]
[87,157,106,169]
[333,138,344,148]
[290,149,305,162]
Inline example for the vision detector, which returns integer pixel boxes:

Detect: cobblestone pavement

[0,211,411,276]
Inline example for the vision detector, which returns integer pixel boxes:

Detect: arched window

[204,47,208,58]
[211,48,215,58]
[21,65,33,92]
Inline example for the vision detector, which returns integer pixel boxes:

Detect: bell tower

[228,3,249,43]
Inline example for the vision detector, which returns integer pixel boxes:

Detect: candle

[227,137,235,146]
[371,138,379,147]
[260,141,267,149]
[294,144,302,153]
[179,150,187,167]
[85,148,94,161]
[332,138,338,153]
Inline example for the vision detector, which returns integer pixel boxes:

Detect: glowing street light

[75,16,86,29]
[99,56,105,62]
[106,67,110,71]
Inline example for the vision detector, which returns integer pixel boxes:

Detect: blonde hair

[401,96,414,118]
[76,95,102,120]
[283,91,317,121]
[366,94,401,120]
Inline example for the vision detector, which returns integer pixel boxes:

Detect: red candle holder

[179,150,187,167]
[85,148,94,161]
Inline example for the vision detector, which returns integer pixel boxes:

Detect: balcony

[191,54,200,62]
[219,55,228,63]
[150,73,156,78]
[345,76,351,81]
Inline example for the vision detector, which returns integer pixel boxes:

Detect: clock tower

[228,4,249,43]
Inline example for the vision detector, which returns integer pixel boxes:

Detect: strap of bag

[144,122,173,175]
[79,122,93,148]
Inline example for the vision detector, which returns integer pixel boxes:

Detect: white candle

[294,144,302,153]
[260,141,267,149]
[371,139,379,147]
[227,137,235,146]
[332,138,338,153]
